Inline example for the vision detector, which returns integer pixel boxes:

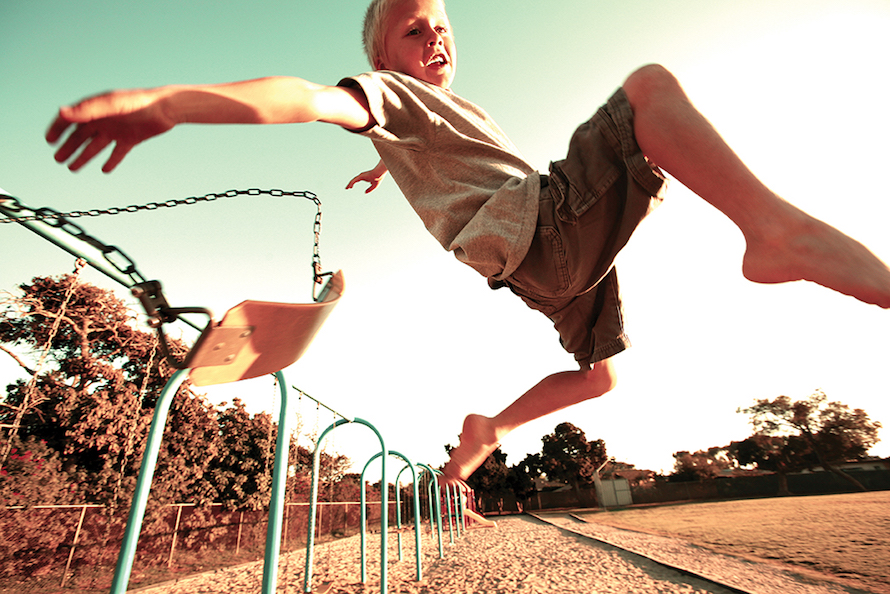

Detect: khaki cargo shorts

[501,88,667,368]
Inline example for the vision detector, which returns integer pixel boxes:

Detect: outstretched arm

[346,159,388,193]
[46,77,374,172]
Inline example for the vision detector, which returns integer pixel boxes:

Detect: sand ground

[135,514,870,594]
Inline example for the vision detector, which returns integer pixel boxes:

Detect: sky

[2,0,889,481]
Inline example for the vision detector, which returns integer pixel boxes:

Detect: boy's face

[376,0,456,89]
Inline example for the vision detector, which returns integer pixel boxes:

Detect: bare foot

[741,204,890,308]
[442,414,500,482]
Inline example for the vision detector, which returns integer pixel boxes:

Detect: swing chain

[1,189,331,288]
[1,188,317,222]
[1,193,147,286]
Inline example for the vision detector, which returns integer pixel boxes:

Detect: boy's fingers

[52,124,94,164]
[102,143,133,173]
[45,112,74,144]
[68,136,113,172]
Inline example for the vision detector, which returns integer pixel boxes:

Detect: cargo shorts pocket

[549,117,624,224]
[506,224,571,304]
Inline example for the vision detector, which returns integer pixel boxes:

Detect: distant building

[796,457,890,474]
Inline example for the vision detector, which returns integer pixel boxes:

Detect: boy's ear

[374,56,386,70]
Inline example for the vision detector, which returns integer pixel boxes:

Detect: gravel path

[135,515,867,594]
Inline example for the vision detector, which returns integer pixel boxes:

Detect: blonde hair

[362,0,447,68]
[362,0,398,68]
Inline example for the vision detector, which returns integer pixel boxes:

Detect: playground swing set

[0,188,476,594]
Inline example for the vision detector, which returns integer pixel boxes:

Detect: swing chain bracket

[130,279,219,369]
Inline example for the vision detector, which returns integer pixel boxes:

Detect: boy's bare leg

[624,64,890,308]
[442,358,617,482]
[464,508,497,529]
[444,65,890,482]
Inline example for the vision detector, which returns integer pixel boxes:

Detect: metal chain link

[0,189,330,289]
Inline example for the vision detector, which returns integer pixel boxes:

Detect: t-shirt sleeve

[337,72,436,147]
[337,75,378,134]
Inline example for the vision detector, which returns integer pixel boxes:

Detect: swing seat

[188,271,343,387]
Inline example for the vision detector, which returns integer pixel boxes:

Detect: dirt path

[575,491,889,594]
[136,515,867,594]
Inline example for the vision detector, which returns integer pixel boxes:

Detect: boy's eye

[405,25,448,37]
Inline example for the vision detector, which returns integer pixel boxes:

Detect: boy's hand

[346,159,388,194]
[346,170,385,193]
[46,89,176,173]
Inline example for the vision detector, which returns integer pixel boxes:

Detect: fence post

[284,503,290,548]
[60,504,89,588]
[167,505,183,568]
[235,511,244,554]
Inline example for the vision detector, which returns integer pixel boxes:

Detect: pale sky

[2,0,889,479]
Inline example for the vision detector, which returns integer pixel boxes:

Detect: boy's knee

[581,359,618,397]
[622,64,683,109]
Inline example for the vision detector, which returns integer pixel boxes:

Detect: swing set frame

[1,189,475,594]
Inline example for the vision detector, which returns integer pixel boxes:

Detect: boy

[47,0,890,484]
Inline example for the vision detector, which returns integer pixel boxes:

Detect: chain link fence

[1,499,396,593]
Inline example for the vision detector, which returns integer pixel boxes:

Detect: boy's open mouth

[427,54,448,67]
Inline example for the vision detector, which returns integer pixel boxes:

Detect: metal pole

[305,418,385,594]
[260,372,292,594]
[417,465,444,559]
[360,465,369,584]
[110,369,189,594]
[444,484,455,544]
[394,466,408,561]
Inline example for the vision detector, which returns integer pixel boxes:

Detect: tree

[204,399,272,509]
[287,440,353,503]
[465,447,509,511]
[1,274,178,503]
[442,442,510,510]
[0,436,71,506]
[739,390,882,491]
[669,447,731,482]
[1,275,357,517]
[540,422,607,506]
[728,434,807,496]
[506,453,540,504]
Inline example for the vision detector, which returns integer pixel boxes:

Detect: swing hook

[131,280,217,369]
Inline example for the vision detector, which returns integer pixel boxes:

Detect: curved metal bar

[260,372,291,594]
[416,464,445,559]
[452,483,466,537]
[392,456,422,581]
[443,482,456,545]
[110,369,189,594]
[305,418,386,594]
[359,450,384,584]
[394,464,408,561]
